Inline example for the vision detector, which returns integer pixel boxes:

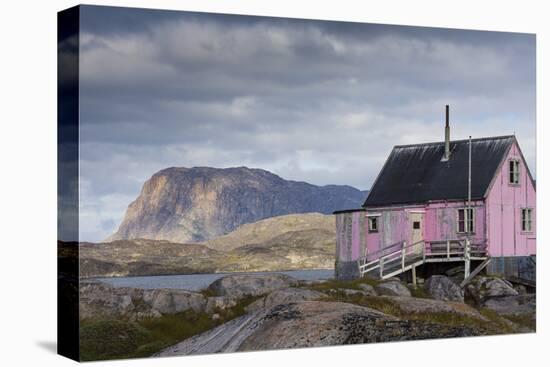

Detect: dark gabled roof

[363,135,516,207]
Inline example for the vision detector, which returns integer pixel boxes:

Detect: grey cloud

[76,6,536,242]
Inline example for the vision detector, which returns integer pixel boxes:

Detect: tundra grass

[303,276,382,292]
[79,295,260,361]
[503,313,536,331]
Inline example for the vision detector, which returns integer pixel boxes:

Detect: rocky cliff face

[107,167,367,243]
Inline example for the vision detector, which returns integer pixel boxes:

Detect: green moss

[304,276,382,292]
[79,295,261,361]
[80,319,151,361]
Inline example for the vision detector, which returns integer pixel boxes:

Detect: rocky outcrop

[107,166,367,243]
[207,274,297,298]
[79,282,206,320]
[245,288,327,312]
[464,276,534,323]
[383,296,487,321]
[205,296,239,314]
[358,284,377,295]
[481,294,536,318]
[424,275,464,302]
[375,280,411,297]
[465,276,519,305]
[155,301,481,356]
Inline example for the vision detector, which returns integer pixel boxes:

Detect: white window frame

[509,159,520,185]
[521,208,533,232]
[456,208,475,234]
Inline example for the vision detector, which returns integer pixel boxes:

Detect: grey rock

[142,289,205,314]
[340,289,368,297]
[383,296,487,321]
[514,284,527,295]
[205,296,238,313]
[245,287,326,312]
[375,280,411,297]
[465,276,519,305]
[79,282,206,319]
[482,294,536,317]
[206,273,297,298]
[358,284,377,296]
[424,275,464,302]
[155,301,483,356]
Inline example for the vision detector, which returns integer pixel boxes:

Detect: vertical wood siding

[335,211,366,262]
[486,142,536,256]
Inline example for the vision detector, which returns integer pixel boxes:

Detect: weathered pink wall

[335,210,366,262]
[486,141,536,256]
[365,206,422,256]
[364,200,487,259]
[424,200,486,244]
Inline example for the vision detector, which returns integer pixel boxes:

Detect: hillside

[201,212,334,251]
[81,213,336,277]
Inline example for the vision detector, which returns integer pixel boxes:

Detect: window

[368,217,378,232]
[509,159,520,185]
[457,208,475,233]
[521,208,533,232]
[413,221,421,229]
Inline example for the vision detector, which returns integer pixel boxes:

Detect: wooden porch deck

[357,239,489,287]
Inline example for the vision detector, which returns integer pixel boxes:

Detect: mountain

[107,166,367,243]
[80,213,336,277]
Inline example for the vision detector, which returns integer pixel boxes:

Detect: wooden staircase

[357,239,488,283]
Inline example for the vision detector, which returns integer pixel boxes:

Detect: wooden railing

[357,238,487,279]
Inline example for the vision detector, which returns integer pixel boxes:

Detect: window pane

[458,221,465,233]
[509,160,520,184]
[369,217,378,232]
[458,210,464,221]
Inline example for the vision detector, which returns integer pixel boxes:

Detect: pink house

[335,107,536,283]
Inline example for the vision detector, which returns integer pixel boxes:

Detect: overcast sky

[78,5,536,242]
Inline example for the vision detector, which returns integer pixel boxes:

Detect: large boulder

[155,301,482,356]
[374,280,411,297]
[465,276,518,305]
[141,289,206,314]
[358,284,377,295]
[206,274,297,298]
[424,276,464,302]
[79,282,206,319]
[205,296,238,314]
[245,288,326,312]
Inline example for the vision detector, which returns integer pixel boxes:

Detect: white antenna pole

[465,135,473,280]
[468,135,472,208]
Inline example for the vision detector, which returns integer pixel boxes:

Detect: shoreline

[80,267,335,281]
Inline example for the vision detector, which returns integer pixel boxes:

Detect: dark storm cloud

[77,5,536,241]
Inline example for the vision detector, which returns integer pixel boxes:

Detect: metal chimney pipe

[444,105,450,160]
